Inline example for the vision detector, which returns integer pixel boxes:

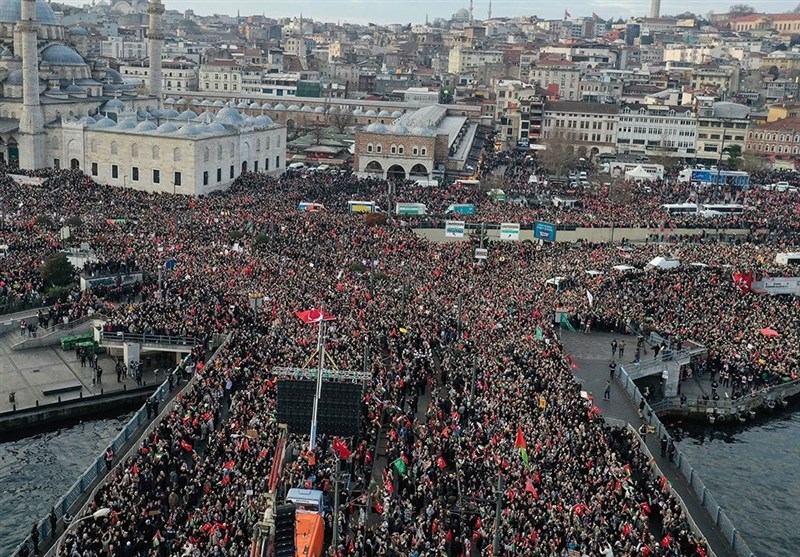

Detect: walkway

[562,330,734,557]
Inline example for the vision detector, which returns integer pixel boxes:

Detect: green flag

[535,326,544,340]
[560,313,576,332]
[519,447,530,470]
[391,457,407,476]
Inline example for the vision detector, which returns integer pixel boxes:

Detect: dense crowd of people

[2,155,797,557]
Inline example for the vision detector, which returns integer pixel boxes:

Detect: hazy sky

[64,0,793,24]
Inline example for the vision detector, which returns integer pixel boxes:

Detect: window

[256,139,261,152]
[153,146,160,159]
[53,159,60,169]
[203,171,209,185]
[217,145,223,160]
[112,164,118,178]
[174,171,181,186]
[131,144,138,158]
[204,147,210,162]
[398,146,404,154]
[412,147,418,155]
[153,169,160,184]
[420,147,427,156]
[110,142,117,155]
[265,158,270,171]
[276,155,280,169]
[217,168,222,182]
[390,144,397,154]
[132,167,139,181]
[265,136,270,149]
[230,165,235,179]
[174,148,181,162]
[367,144,373,153]
[90,139,97,153]
[90,162,98,176]
[254,161,259,172]
[376,145,382,153]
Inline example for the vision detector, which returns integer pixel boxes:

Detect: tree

[794,2,800,13]
[726,144,742,170]
[331,110,355,134]
[728,4,755,15]
[40,253,74,287]
[538,128,578,177]
[740,153,768,173]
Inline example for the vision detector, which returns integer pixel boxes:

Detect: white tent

[586,270,603,276]
[646,256,680,270]
[612,264,636,272]
[545,276,567,286]
[625,165,655,181]
[690,262,709,268]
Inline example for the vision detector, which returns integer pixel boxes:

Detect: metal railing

[99,331,200,346]
[10,315,94,348]
[616,364,756,557]
[11,334,231,557]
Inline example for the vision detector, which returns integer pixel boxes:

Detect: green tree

[40,253,75,287]
[728,4,755,15]
[726,144,742,170]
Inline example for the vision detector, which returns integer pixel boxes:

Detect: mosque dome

[103,98,125,111]
[364,110,377,117]
[274,103,286,111]
[162,108,180,119]
[5,69,23,84]
[212,100,225,107]
[93,115,116,128]
[200,99,212,106]
[287,104,300,111]
[378,110,390,117]
[177,108,197,120]
[237,101,249,108]
[252,115,273,127]
[314,106,325,113]
[0,0,59,25]
[214,107,244,125]
[40,45,86,66]
[391,110,403,117]
[1,47,12,58]
[249,102,260,109]
[134,120,157,131]
[156,122,179,134]
[206,123,226,133]
[116,118,137,129]
[301,105,313,112]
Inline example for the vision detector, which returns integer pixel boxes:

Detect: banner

[534,221,557,242]
[445,220,465,238]
[499,222,520,241]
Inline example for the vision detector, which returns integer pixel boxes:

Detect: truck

[395,202,428,216]
[445,204,476,215]
[348,200,377,214]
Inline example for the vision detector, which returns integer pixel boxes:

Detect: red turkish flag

[295,308,336,323]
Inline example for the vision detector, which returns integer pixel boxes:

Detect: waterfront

[670,403,800,557]
[0,411,134,556]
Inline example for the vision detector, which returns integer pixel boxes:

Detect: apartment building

[447,47,504,74]
[118,59,198,93]
[745,118,800,160]
[528,60,581,100]
[199,60,241,92]
[694,98,750,162]
[616,103,696,158]
[542,101,619,154]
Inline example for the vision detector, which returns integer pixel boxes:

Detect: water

[670,404,800,557]
[0,411,135,556]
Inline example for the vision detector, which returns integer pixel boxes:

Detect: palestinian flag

[514,427,530,470]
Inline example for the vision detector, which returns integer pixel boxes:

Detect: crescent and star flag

[295,308,336,323]
[731,272,753,293]
[333,437,352,459]
[564,9,571,18]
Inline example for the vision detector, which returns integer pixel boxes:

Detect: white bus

[662,203,699,215]
[775,252,800,266]
[700,204,745,218]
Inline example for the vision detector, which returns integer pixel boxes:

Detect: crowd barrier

[616,365,757,557]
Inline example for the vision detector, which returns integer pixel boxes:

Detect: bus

[700,204,745,217]
[348,200,377,214]
[298,202,324,212]
[678,168,750,188]
[662,203,699,215]
[455,179,480,187]
[395,202,428,216]
[775,252,800,266]
[445,204,476,215]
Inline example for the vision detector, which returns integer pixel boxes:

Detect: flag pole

[309,315,325,451]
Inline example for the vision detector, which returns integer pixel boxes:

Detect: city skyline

[59,0,793,24]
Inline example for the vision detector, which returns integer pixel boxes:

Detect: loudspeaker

[274,503,296,557]
[277,380,361,437]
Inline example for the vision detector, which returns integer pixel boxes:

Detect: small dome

[103,69,124,84]
[1,47,12,58]
[366,122,388,133]
[116,119,137,129]
[391,123,410,134]
[214,107,245,125]
[65,83,86,94]
[378,110,390,117]
[40,44,85,66]
[252,115,274,127]
[365,110,377,116]
[177,109,197,120]
[156,122,179,133]
[212,100,225,107]
[68,26,89,35]
[206,123,226,133]
[162,108,180,119]
[392,110,403,117]
[249,102,260,109]
[149,108,164,118]
[175,124,205,137]
[301,105,313,112]
[93,116,116,128]
[175,98,188,105]
[353,108,364,115]
[237,101,249,108]
[164,97,177,104]
[200,99,212,106]
[274,103,287,110]
[135,120,158,131]
[4,69,22,84]
[197,111,214,123]
[189,98,201,105]
[103,98,125,111]
[78,115,95,125]
[261,102,272,109]
[327,107,338,114]
[287,104,300,111]
[413,126,436,137]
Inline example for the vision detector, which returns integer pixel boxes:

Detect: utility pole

[493,472,503,554]
[332,456,341,550]
[363,335,370,376]
[456,292,463,338]
[469,354,477,408]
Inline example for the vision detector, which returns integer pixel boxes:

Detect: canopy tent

[690,262,709,268]
[759,328,780,338]
[612,265,636,272]
[646,256,680,270]
[625,165,655,181]
[545,276,567,286]
[586,270,603,276]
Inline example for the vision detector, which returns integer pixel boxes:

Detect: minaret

[469,0,473,23]
[650,0,661,18]
[147,0,164,107]
[18,0,46,170]
[488,0,491,20]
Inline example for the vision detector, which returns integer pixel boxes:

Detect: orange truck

[295,512,324,557]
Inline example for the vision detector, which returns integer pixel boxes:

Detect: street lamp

[55,507,111,556]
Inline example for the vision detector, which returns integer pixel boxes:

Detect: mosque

[0,0,285,194]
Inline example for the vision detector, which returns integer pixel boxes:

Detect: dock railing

[616,364,757,557]
[10,334,231,557]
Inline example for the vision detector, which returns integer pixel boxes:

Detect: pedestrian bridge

[97,331,201,353]
[624,346,707,381]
